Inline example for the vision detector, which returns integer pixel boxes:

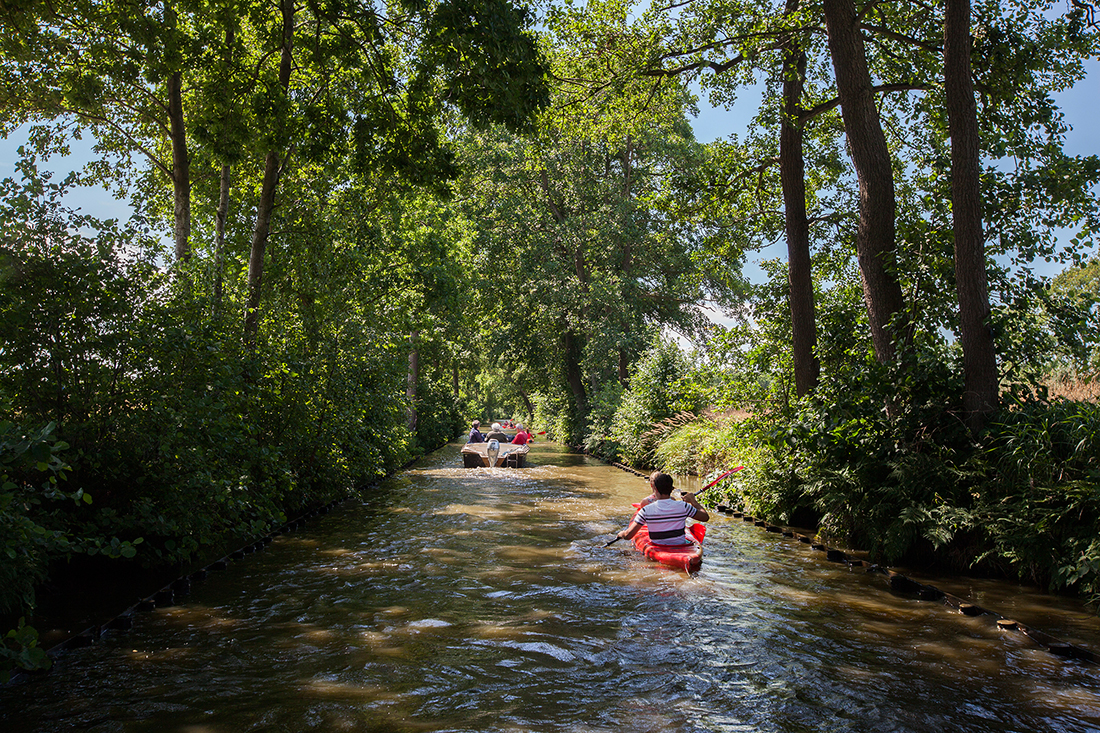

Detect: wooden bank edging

[580,445,1099,665]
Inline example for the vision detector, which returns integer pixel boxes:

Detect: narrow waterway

[3,440,1100,732]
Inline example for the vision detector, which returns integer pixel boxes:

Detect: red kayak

[628,503,705,572]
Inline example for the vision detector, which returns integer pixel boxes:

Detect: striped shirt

[634,499,699,545]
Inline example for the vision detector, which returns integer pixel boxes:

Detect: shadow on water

[3,439,1100,732]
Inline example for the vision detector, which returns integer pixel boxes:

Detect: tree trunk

[562,329,588,421]
[244,150,282,346]
[822,0,910,364]
[213,23,235,309]
[781,1,819,396]
[517,387,535,417]
[242,0,294,347]
[167,70,191,263]
[407,330,419,434]
[213,163,231,309]
[618,347,630,389]
[945,0,998,430]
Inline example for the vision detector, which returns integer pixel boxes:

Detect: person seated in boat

[467,421,485,444]
[511,425,531,445]
[637,470,663,508]
[484,422,510,443]
[617,471,709,546]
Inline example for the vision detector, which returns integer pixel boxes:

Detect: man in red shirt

[511,425,532,445]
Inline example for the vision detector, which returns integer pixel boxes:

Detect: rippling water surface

[3,441,1100,732]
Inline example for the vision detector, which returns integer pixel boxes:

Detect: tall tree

[240,0,549,346]
[944,0,998,429]
[242,0,294,348]
[0,0,205,261]
[628,0,840,394]
[780,0,819,395]
[821,0,910,365]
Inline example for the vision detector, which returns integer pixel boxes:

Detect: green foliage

[972,395,1100,595]
[1047,255,1100,375]
[1,618,50,682]
[1,419,77,617]
[733,343,1100,603]
[1,0,1098,652]
[582,381,624,460]
[413,377,466,453]
[0,146,465,649]
[749,343,974,557]
[609,338,700,467]
[653,414,757,482]
[0,415,143,676]
[531,391,574,445]
[417,0,550,135]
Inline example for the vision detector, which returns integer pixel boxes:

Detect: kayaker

[467,421,485,443]
[617,471,709,546]
[484,422,510,443]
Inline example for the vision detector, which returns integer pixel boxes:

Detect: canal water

[3,440,1100,732]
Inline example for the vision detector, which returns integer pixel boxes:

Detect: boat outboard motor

[486,439,500,467]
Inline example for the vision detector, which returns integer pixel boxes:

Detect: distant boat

[461,440,529,468]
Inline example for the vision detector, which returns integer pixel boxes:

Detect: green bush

[0,155,461,658]
[583,381,623,460]
[0,417,144,679]
[974,394,1100,598]
[532,391,574,444]
[414,378,466,452]
[610,338,699,467]
[654,415,757,481]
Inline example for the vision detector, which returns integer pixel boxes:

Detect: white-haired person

[484,422,510,443]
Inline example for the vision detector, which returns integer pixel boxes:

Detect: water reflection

[2,440,1100,732]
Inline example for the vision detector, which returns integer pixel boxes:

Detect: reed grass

[1046,376,1100,403]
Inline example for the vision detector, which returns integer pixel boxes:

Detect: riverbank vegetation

[2,0,1099,677]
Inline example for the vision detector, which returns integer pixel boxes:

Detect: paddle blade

[697,465,746,497]
[689,523,706,542]
[702,465,745,490]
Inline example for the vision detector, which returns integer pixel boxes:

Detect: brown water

[3,440,1100,732]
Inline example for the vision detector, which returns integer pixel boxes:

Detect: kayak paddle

[693,465,745,498]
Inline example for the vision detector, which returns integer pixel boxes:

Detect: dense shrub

[0,418,143,680]
[610,338,699,467]
[654,414,757,481]
[582,381,624,460]
[414,378,466,452]
[531,390,574,444]
[735,344,1100,604]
